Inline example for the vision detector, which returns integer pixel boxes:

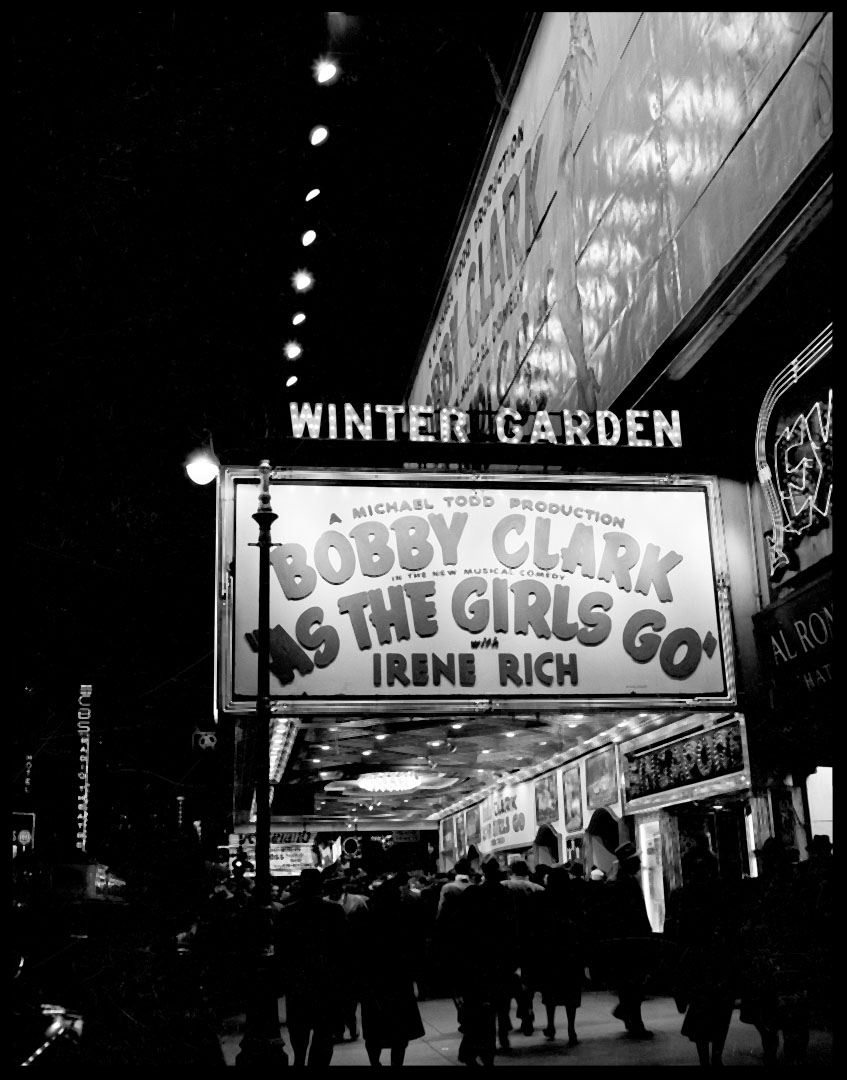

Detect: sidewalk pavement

[219,990,833,1066]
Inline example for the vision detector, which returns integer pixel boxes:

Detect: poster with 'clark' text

[218,471,733,714]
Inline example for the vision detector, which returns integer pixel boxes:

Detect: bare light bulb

[309,126,329,146]
[292,270,314,292]
[314,59,339,85]
[184,448,219,486]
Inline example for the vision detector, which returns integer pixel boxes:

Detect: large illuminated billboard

[216,470,735,715]
[408,12,831,425]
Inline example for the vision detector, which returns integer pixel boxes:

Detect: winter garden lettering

[288,402,682,448]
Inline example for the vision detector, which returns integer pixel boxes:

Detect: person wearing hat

[359,873,426,1066]
[601,841,655,1039]
[435,858,475,1033]
[274,867,347,1066]
[664,841,741,1066]
[325,876,369,1044]
[738,835,815,1065]
[454,858,519,1066]
[534,864,586,1046]
[501,860,545,1039]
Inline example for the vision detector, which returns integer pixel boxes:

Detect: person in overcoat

[602,842,655,1039]
[360,873,426,1066]
[454,859,519,1066]
[664,844,741,1066]
[534,864,585,1046]
[738,837,814,1066]
[275,868,347,1067]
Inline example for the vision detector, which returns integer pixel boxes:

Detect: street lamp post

[236,460,288,1065]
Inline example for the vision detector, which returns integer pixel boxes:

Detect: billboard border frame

[216,468,737,717]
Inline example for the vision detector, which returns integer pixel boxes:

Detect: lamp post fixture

[236,460,289,1065]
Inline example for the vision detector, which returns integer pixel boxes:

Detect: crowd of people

[176,831,831,1067]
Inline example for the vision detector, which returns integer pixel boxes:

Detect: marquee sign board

[621,714,751,814]
[216,470,735,715]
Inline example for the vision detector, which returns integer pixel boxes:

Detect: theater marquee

[216,470,735,715]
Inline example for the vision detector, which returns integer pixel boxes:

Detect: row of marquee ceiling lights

[304,713,639,783]
[308,712,664,777]
[282,57,342,386]
[310,709,662,817]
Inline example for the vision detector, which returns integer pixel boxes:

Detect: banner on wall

[586,747,618,810]
[441,817,455,855]
[534,772,560,826]
[218,471,733,714]
[455,814,467,855]
[562,765,583,833]
[753,572,833,710]
[479,781,535,853]
[228,834,315,876]
[466,804,482,846]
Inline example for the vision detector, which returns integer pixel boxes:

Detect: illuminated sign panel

[621,715,751,813]
[228,833,315,876]
[285,400,683,447]
[217,471,734,714]
[624,718,745,803]
[409,12,831,425]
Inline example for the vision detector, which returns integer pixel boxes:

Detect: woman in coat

[664,844,741,1067]
[534,864,585,1045]
[360,873,426,1066]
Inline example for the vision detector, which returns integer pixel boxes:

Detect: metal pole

[253,460,276,909]
[236,460,288,1065]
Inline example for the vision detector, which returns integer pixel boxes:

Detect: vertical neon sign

[76,684,92,852]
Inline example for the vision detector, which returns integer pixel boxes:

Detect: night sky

[14,14,534,847]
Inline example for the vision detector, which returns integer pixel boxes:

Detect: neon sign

[287,402,682,447]
[755,325,833,576]
[76,684,92,852]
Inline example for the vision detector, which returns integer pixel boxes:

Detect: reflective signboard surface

[218,470,734,713]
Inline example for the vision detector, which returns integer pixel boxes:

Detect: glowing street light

[309,125,329,147]
[314,58,339,85]
[292,312,306,326]
[292,270,314,293]
[184,446,220,486]
[305,188,320,202]
[301,230,316,247]
[285,375,298,388]
[284,341,302,361]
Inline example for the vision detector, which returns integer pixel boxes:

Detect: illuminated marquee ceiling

[270,708,710,823]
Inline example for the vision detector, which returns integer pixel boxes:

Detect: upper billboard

[217,470,734,714]
[408,12,831,424]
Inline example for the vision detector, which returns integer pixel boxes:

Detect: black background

[14,13,532,853]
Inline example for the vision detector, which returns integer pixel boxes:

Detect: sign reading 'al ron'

[217,471,734,714]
